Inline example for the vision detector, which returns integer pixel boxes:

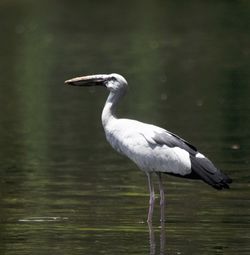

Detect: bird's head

[65,73,128,93]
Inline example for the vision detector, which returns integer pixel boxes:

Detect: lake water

[0,1,249,254]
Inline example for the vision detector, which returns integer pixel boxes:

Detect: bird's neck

[101,90,125,127]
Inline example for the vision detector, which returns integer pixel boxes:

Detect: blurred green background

[0,1,249,255]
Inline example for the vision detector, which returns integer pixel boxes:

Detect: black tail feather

[190,155,232,190]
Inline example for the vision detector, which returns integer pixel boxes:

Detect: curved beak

[65,74,108,86]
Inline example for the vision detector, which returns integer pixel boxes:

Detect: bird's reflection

[148,222,156,255]
[148,221,166,255]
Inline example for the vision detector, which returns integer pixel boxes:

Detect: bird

[65,73,232,222]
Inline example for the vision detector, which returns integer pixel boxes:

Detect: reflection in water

[160,222,166,255]
[148,222,156,255]
[148,222,166,255]
[19,216,69,222]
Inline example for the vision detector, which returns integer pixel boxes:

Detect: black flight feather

[152,130,232,189]
[190,156,232,190]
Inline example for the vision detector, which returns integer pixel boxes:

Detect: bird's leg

[147,172,155,223]
[157,172,165,222]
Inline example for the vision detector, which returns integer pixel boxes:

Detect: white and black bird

[65,73,232,222]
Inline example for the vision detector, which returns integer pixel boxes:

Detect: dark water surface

[0,1,249,254]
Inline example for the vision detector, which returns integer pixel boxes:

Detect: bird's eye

[109,76,116,82]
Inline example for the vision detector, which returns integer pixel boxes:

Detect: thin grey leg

[157,172,165,222]
[147,172,155,223]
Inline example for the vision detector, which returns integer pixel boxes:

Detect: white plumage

[65,73,232,222]
[104,118,191,175]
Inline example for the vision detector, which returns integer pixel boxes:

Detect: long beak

[64,74,108,86]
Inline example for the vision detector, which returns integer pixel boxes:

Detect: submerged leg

[146,172,155,223]
[157,172,165,222]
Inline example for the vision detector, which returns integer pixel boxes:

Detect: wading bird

[65,73,232,222]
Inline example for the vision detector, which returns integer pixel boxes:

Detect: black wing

[151,130,232,189]
[190,155,232,189]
